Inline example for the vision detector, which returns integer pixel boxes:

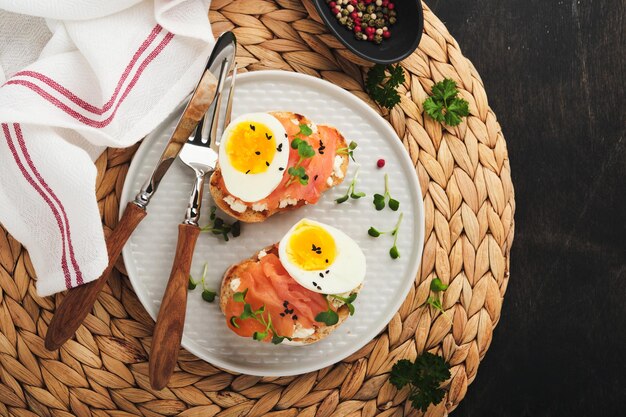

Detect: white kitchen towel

[0,0,214,296]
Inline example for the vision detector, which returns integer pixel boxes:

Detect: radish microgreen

[285,124,316,187]
[425,277,450,322]
[368,212,403,259]
[230,288,290,344]
[335,166,366,204]
[337,141,358,162]
[201,206,241,241]
[373,173,399,211]
[328,293,358,315]
[315,297,339,325]
[188,262,217,302]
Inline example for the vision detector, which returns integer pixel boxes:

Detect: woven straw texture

[0,1,514,416]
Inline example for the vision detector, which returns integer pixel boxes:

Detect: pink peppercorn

[383,30,391,39]
[377,159,385,168]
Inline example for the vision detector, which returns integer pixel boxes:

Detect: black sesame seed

[325,259,329,263]
[250,124,255,131]
[280,313,285,317]
[265,161,270,166]
[284,133,288,138]
[314,174,319,181]
[317,286,322,290]
[245,169,250,174]
[279,167,284,171]
[266,133,272,140]
[292,315,298,320]
[283,301,289,306]
[319,272,324,278]
[325,270,330,274]
[312,281,317,286]
[277,143,283,152]
[255,151,260,155]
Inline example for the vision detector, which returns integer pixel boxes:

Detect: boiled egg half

[219,113,289,202]
[278,219,366,294]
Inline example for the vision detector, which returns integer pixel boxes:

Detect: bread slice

[209,112,349,223]
[219,244,361,345]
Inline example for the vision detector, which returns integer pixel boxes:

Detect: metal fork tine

[223,63,237,129]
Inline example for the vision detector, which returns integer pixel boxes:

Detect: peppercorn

[325,0,397,45]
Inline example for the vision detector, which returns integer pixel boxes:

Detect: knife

[44,32,236,351]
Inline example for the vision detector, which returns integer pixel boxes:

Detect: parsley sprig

[335,166,365,204]
[373,173,399,211]
[285,124,316,187]
[201,206,241,241]
[423,78,470,126]
[230,289,290,344]
[368,212,403,259]
[188,262,216,302]
[366,64,405,109]
[336,141,358,162]
[389,353,451,412]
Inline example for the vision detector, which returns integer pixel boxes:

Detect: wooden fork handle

[45,202,147,351]
[149,223,200,390]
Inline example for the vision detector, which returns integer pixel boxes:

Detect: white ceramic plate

[121,71,424,376]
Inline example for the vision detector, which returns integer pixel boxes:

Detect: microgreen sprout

[337,141,358,162]
[315,297,339,326]
[425,277,450,322]
[188,263,216,302]
[335,166,366,204]
[285,124,316,187]
[328,293,358,315]
[373,173,399,211]
[230,288,290,344]
[201,206,241,241]
[368,212,403,259]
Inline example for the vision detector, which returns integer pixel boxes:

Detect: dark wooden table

[428,0,626,415]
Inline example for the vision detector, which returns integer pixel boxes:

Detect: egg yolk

[225,121,276,174]
[286,222,337,271]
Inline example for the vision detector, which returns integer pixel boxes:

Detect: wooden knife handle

[149,223,200,390]
[45,202,147,351]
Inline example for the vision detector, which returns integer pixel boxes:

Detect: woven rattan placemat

[0,1,514,416]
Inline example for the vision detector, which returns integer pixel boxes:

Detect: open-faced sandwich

[210,112,350,222]
[220,219,366,345]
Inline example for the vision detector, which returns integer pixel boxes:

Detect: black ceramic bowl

[313,0,423,65]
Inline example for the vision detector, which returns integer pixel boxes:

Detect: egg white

[278,219,366,295]
[219,113,289,203]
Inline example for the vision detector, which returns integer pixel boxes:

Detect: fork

[149,60,237,390]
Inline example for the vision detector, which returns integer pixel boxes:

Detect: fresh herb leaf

[286,136,315,187]
[368,227,382,237]
[335,166,365,204]
[328,293,358,316]
[188,275,197,290]
[233,288,248,303]
[240,303,254,319]
[201,207,241,241]
[299,123,313,136]
[373,173,400,211]
[232,290,288,343]
[315,310,339,326]
[388,198,400,211]
[202,289,216,302]
[423,78,470,127]
[253,331,267,341]
[337,140,358,162]
[369,212,403,260]
[373,193,385,210]
[366,64,405,109]
[390,354,451,412]
[430,278,449,292]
